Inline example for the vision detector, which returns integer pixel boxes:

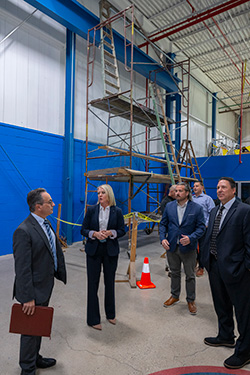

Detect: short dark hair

[218,177,236,189]
[27,188,46,212]
[176,182,192,200]
[194,180,204,187]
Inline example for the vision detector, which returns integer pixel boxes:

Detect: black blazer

[202,200,250,283]
[13,214,67,304]
[81,204,126,256]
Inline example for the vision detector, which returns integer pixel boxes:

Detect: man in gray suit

[13,188,67,375]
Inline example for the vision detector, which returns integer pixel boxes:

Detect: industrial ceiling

[126,0,250,114]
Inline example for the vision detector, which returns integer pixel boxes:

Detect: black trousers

[20,300,49,375]
[209,257,250,359]
[86,242,118,326]
[197,228,207,268]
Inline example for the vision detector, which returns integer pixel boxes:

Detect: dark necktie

[210,205,225,258]
[44,219,58,271]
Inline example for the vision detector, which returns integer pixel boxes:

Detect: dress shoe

[163,296,179,307]
[91,324,102,330]
[36,357,56,369]
[196,268,204,277]
[204,336,235,348]
[107,318,116,325]
[187,301,197,315]
[224,354,250,369]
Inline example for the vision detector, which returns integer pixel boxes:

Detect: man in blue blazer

[159,182,205,315]
[202,177,250,370]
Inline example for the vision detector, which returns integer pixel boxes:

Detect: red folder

[9,303,54,337]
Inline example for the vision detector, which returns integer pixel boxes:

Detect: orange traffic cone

[136,257,156,289]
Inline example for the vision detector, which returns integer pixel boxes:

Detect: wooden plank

[86,169,198,183]
[119,168,169,180]
[90,94,172,127]
[128,216,138,288]
[87,167,122,176]
[56,203,62,239]
[129,262,136,288]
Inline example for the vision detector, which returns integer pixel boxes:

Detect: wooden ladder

[100,0,121,97]
[149,82,181,184]
[173,139,203,185]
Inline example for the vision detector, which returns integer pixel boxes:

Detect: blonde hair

[97,184,116,206]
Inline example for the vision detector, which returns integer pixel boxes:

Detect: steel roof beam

[139,0,250,48]
[149,0,227,35]
[173,23,250,54]
[171,7,250,43]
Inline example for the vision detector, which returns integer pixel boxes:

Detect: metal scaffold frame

[84,1,206,287]
[84,1,203,218]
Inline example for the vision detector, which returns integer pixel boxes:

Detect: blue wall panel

[0,123,64,255]
[63,138,85,241]
[197,153,250,199]
[0,123,86,256]
[0,123,151,256]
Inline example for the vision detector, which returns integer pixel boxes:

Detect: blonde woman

[81,184,125,330]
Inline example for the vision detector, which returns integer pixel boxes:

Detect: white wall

[0,0,65,135]
[242,111,250,146]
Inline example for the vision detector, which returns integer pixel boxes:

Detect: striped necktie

[210,205,225,258]
[44,219,58,271]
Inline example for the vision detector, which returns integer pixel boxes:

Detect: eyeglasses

[39,199,54,205]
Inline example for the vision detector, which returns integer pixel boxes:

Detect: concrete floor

[0,230,246,375]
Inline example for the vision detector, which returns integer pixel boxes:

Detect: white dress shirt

[89,205,117,239]
[177,200,188,225]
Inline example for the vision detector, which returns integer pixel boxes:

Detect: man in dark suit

[159,182,205,315]
[13,188,67,375]
[202,177,250,369]
[245,196,250,205]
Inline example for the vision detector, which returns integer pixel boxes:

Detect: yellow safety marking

[124,212,160,223]
[123,213,134,219]
[137,212,160,223]
[53,211,160,227]
[51,217,82,226]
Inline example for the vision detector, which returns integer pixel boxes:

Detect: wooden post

[56,204,67,249]
[56,204,62,239]
[129,214,138,288]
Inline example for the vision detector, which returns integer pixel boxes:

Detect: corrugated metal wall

[0,1,66,134]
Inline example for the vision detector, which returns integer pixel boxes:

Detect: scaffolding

[85,2,202,217]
